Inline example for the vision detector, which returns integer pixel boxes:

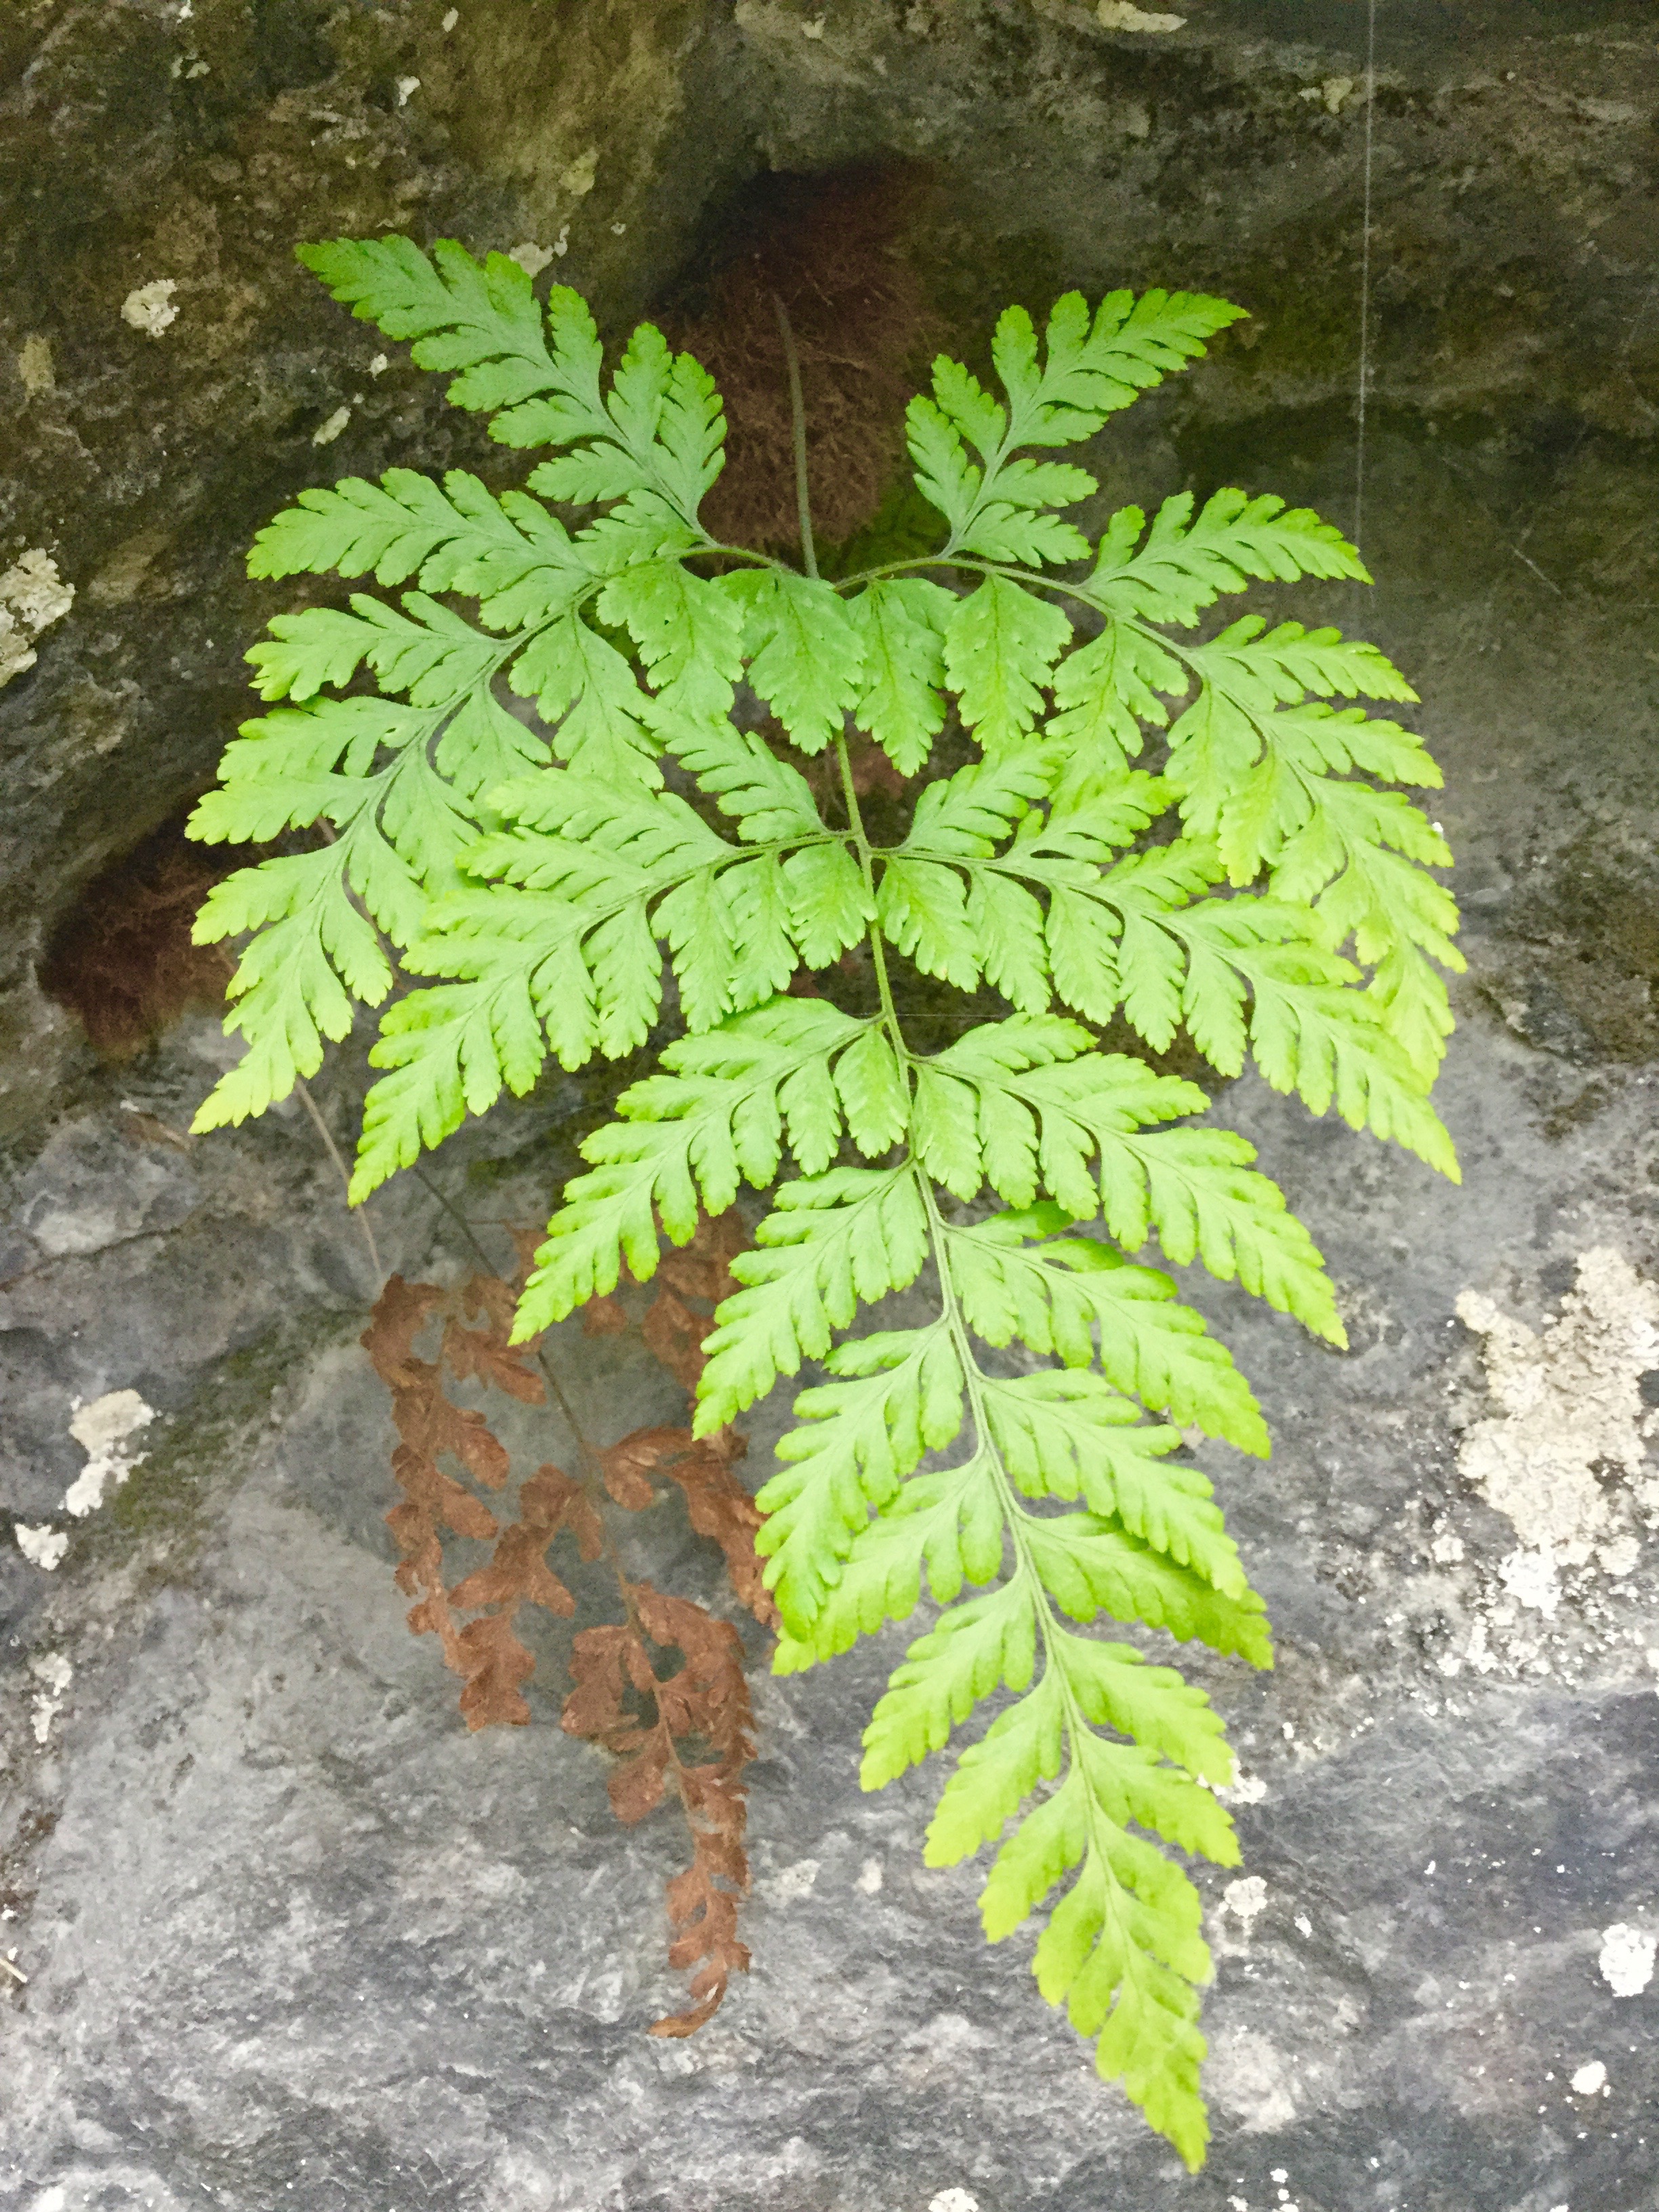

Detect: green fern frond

[297,235,564,418]
[192,253,1464,2165]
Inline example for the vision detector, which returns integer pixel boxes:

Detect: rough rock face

[3,2,1658,2208]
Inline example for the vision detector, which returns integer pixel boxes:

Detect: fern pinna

[188,235,1460,2167]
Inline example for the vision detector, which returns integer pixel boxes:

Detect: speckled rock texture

[3,2,1659,2208]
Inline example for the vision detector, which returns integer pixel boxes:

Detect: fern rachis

[189,241,1460,2167]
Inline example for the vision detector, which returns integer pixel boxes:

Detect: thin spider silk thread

[1353,0,1378,565]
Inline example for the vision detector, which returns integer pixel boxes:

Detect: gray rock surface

[3,1,1659,2208]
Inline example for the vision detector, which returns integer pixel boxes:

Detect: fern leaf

[756,1323,965,1637]
[833,1026,910,1156]
[670,720,826,844]
[190,694,489,1130]
[352,770,749,1192]
[515,1000,868,1333]
[1247,951,1459,1177]
[1187,615,1416,710]
[649,347,729,524]
[931,1025,1344,1340]
[781,842,875,968]
[910,1065,985,1200]
[296,236,563,418]
[981,1774,1213,2167]
[944,576,1073,752]
[695,1168,930,1431]
[1059,1636,1239,1786]
[902,748,1060,858]
[597,558,745,731]
[508,610,661,783]
[434,684,550,802]
[957,455,1097,568]
[652,869,739,1031]
[476,769,731,895]
[848,578,954,775]
[1211,716,1463,1080]
[977,1370,1247,1595]
[350,893,592,1197]
[1021,1514,1272,1664]
[919,1667,1067,1860]
[994,289,1246,449]
[1364,935,1458,1084]
[1172,903,1460,1176]
[933,357,1008,462]
[249,470,596,639]
[733,851,808,1006]
[943,1206,1270,1454]
[1075,577,1462,1101]
[249,592,499,708]
[1090,490,1368,626]
[1104,1125,1345,1343]
[248,466,510,589]
[777,1446,1007,1664]
[1046,619,1185,777]
[876,858,982,991]
[724,570,865,755]
[970,871,1052,1015]
[190,845,387,1130]
[905,392,983,537]
[861,1578,1038,1784]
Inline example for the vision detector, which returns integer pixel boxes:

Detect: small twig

[0,1954,28,1987]
[772,291,819,581]
[293,1076,383,1290]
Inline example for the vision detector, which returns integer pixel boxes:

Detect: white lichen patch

[1300,76,1358,114]
[29,1652,73,1746]
[394,75,421,106]
[312,405,351,446]
[1498,1547,1562,1619]
[1456,1248,1659,1567]
[0,550,74,691]
[763,1858,821,1905]
[1598,1922,1656,1997]
[855,1857,883,1895]
[18,333,54,395]
[508,241,555,277]
[64,1388,155,1517]
[1098,0,1185,28]
[559,148,598,199]
[1223,1875,1268,1930]
[14,1524,68,1572]
[1570,2058,1608,2095]
[1205,2026,1298,2131]
[121,277,179,336]
[928,2193,981,2212]
[1217,1768,1268,1807]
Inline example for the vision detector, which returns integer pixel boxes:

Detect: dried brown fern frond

[661,163,936,548]
[362,1204,771,2028]
[362,1273,510,1674]
[445,1465,602,1727]
[563,1580,756,2036]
